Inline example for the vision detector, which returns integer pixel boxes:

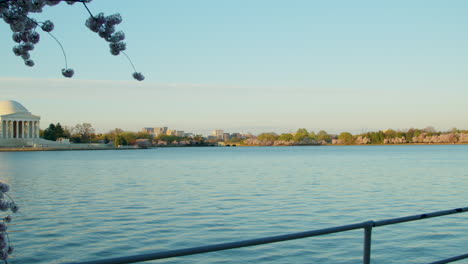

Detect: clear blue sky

[1,0,467,135]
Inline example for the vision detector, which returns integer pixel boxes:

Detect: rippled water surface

[0,145,467,264]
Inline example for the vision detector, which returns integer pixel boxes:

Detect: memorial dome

[0,100,31,116]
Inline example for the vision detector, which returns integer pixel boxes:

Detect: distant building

[155,127,168,136]
[212,130,224,140]
[0,100,110,149]
[231,133,242,139]
[166,129,176,136]
[144,127,168,136]
[1,100,40,143]
[223,133,230,141]
[143,127,154,134]
[57,138,70,144]
[176,131,185,137]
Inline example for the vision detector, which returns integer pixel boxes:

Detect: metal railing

[67,207,468,264]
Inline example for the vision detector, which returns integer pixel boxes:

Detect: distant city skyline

[1,1,467,133]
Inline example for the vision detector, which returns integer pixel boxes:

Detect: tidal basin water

[1,145,467,264]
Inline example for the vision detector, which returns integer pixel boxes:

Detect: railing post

[363,221,374,264]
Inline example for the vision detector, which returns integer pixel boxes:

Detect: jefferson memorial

[0,100,112,149]
[0,100,40,140]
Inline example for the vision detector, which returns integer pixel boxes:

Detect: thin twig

[122,51,137,72]
[81,1,95,19]
[46,32,68,68]
[4,6,69,69]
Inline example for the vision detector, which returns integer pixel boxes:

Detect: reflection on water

[1,145,467,264]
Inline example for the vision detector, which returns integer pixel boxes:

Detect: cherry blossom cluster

[0,182,18,263]
[0,0,144,81]
[84,11,144,81]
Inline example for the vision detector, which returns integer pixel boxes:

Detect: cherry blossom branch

[0,183,18,263]
[122,51,144,81]
[1,0,144,80]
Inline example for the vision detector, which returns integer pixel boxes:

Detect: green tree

[338,132,355,145]
[43,123,66,141]
[293,128,309,142]
[136,131,153,140]
[317,130,331,142]
[43,123,56,140]
[156,135,180,143]
[396,131,406,139]
[308,131,317,140]
[257,132,279,141]
[54,123,66,139]
[414,129,422,138]
[193,135,205,144]
[367,131,385,144]
[406,129,415,142]
[278,133,293,141]
[120,131,137,145]
[384,129,397,139]
[114,134,128,146]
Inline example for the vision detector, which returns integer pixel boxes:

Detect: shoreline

[1,143,467,152]
[0,147,119,152]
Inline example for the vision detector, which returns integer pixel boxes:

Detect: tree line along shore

[37,123,468,148]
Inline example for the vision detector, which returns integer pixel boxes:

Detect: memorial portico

[0,100,40,140]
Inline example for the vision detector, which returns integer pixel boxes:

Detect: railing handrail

[66,207,468,264]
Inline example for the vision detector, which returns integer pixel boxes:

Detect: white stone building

[0,100,40,141]
[212,130,224,140]
[0,100,111,149]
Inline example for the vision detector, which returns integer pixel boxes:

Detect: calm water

[0,145,467,264]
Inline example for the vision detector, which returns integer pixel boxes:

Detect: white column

[20,121,24,138]
[0,120,3,139]
[35,121,39,138]
[29,121,33,138]
[8,121,12,138]
[15,121,18,138]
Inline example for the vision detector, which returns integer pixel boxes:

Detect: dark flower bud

[62,68,75,78]
[132,72,145,81]
[41,20,54,32]
[25,59,35,67]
